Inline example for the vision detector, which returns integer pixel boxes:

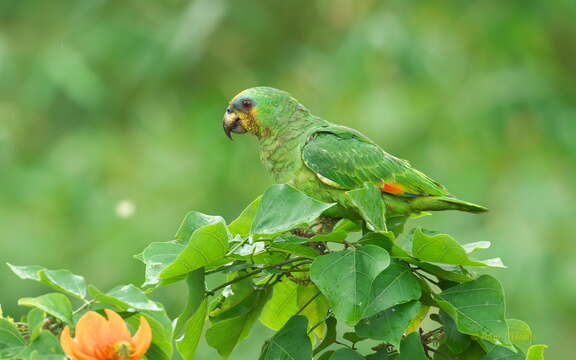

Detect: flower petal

[104,309,131,342]
[71,350,100,360]
[60,326,99,360]
[75,311,110,356]
[130,316,152,360]
[60,326,76,358]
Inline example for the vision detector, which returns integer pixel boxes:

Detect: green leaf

[525,345,547,360]
[25,330,64,357]
[6,264,44,280]
[355,301,422,348]
[462,241,491,254]
[106,285,163,311]
[27,308,45,341]
[260,279,328,339]
[0,347,24,359]
[405,304,429,334]
[342,332,366,344]
[135,242,185,287]
[230,241,266,258]
[309,219,359,243]
[175,211,225,243]
[435,275,510,345]
[329,348,365,359]
[208,262,257,274]
[433,340,486,360]
[297,283,329,339]
[415,261,473,283]
[206,289,269,358]
[209,275,255,322]
[481,344,523,360]
[346,183,387,232]
[366,348,394,359]
[259,315,312,360]
[333,218,362,232]
[39,270,87,299]
[439,310,471,355]
[387,215,408,237]
[125,310,174,360]
[253,252,290,267]
[318,351,335,360]
[0,318,25,347]
[364,259,422,317]
[260,278,300,331]
[313,317,337,356]
[7,331,65,359]
[29,353,66,360]
[397,332,427,360]
[18,293,73,325]
[229,196,262,236]
[207,311,258,358]
[270,243,320,259]
[88,284,162,311]
[174,269,206,337]
[311,245,390,325]
[272,234,310,244]
[160,221,230,279]
[507,319,532,353]
[7,264,87,299]
[411,229,505,268]
[251,184,334,235]
[176,299,208,360]
[309,231,347,244]
[359,232,411,260]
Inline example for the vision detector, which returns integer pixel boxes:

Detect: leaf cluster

[1,184,547,359]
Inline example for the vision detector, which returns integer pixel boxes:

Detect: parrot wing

[301,130,450,197]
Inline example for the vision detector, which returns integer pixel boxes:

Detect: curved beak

[223,106,247,140]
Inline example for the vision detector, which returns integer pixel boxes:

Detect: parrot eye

[240,98,254,110]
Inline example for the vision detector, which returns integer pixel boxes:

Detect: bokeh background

[1,0,575,358]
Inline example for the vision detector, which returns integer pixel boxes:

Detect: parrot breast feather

[301,131,449,197]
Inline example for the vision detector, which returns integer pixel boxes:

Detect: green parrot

[223,87,486,223]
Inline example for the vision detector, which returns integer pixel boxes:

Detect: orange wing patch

[380,182,406,195]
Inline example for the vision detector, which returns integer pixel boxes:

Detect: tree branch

[206,257,310,296]
[423,344,455,360]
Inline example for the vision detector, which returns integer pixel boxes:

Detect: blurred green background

[1,0,575,358]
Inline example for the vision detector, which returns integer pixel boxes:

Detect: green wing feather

[302,130,450,197]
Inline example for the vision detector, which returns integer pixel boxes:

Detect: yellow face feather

[228,91,257,133]
[233,106,269,138]
[238,109,256,133]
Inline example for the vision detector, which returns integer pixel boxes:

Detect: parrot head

[223,87,305,139]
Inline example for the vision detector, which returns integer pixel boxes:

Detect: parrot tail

[411,196,488,213]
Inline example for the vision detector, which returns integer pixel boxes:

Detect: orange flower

[60,309,152,360]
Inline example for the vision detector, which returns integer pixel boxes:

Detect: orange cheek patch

[380,182,406,195]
